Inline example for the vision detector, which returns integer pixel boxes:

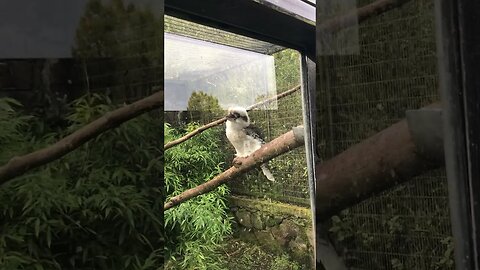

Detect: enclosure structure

[164,0,317,267]
[435,0,480,268]
[314,0,479,269]
[315,0,453,268]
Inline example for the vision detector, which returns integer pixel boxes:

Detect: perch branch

[318,0,411,33]
[164,126,305,210]
[246,85,301,110]
[164,117,229,150]
[316,102,444,221]
[0,90,164,185]
[164,85,301,150]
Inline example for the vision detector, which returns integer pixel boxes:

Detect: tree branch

[315,102,443,221]
[164,126,305,210]
[164,85,301,150]
[0,90,164,185]
[246,85,301,110]
[164,117,228,150]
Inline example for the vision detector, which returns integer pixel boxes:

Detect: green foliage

[73,0,163,102]
[223,239,303,270]
[328,181,454,269]
[273,49,301,92]
[0,95,163,269]
[164,123,232,270]
[187,91,224,124]
[270,254,301,270]
[0,98,33,164]
[74,0,162,59]
[228,49,309,206]
[187,91,222,112]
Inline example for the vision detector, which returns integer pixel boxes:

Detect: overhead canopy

[165,0,316,58]
[163,0,317,111]
[165,15,285,55]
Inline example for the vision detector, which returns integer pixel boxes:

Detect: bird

[225,106,275,182]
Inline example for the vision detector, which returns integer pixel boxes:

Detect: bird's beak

[226,112,234,119]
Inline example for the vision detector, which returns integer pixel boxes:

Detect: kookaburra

[225,106,275,182]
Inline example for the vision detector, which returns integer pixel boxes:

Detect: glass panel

[165,33,277,111]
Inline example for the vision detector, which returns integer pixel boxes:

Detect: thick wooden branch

[0,90,164,185]
[315,103,444,221]
[164,85,301,150]
[164,126,305,210]
[318,0,411,33]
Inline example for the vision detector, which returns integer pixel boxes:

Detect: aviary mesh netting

[165,15,285,55]
[316,0,453,269]
[227,85,309,206]
[73,4,163,103]
[164,14,311,207]
[165,48,310,207]
[180,89,310,207]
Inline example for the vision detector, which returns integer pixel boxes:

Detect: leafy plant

[222,238,304,270]
[0,94,163,269]
[270,254,301,270]
[73,0,163,102]
[0,98,33,163]
[164,123,232,270]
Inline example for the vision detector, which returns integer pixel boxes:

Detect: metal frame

[301,54,319,268]
[165,0,315,59]
[435,0,480,269]
[165,0,318,267]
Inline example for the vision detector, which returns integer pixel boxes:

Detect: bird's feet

[232,156,246,168]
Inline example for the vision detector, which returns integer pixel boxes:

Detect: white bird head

[226,106,250,127]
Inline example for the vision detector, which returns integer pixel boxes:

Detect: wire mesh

[163,9,310,207]
[170,83,310,207]
[165,15,285,55]
[72,5,163,103]
[227,87,309,206]
[316,0,453,269]
[164,45,310,207]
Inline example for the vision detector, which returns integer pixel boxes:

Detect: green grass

[222,238,304,270]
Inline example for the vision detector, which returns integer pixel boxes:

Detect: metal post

[434,0,480,268]
[301,53,318,269]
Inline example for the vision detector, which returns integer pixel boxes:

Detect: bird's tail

[260,164,275,182]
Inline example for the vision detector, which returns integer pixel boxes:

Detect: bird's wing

[244,124,266,144]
